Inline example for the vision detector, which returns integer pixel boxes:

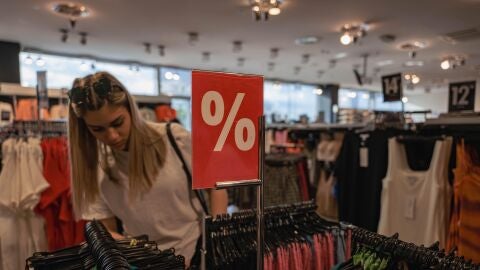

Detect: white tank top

[377,137,452,248]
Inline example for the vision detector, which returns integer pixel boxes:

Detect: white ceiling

[1,0,480,92]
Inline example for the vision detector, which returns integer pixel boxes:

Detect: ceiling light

[313,88,323,95]
[339,23,368,45]
[347,92,357,98]
[79,32,87,45]
[273,81,281,89]
[188,32,199,45]
[294,66,301,75]
[270,48,279,59]
[362,93,370,99]
[158,45,165,57]
[172,73,180,81]
[268,62,275,71]
[233,40,243,52]
[52,3,90,18]
[402,97,408,103]
[317,70,324,78]
[80,61,89,71]
[377,60,393,67]
[302,54,310,64]
[295,36,320,45]
[35,57,45,67]
[399,41,428,51]
[404,74,411,80]
[404,60,424,67]
[237,57,245,67]
[165,71,173,80]
[441,59,450,70]
[340,33,352,45]
[250,0,283,21]
[335,52,348,59]
[143,42,151,54]
[332,104,339,113]
[24,55,33,65]
[268,7,281,15]
[60,28,69,43]
[202,51,210,62]
[412,76,420,84]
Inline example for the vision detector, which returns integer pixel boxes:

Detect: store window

[160,67,192,97]
[264,81,318,123]
[338,89,373,110]
[20,52,159,95]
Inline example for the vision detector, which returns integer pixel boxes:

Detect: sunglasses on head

[68,76,113,106]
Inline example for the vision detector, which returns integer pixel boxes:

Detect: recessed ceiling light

[52,3,89,18]
[376,60,394,67]
[335,52,348,59]
[404,60,424,67]
[398,41,428,51]
[295,36,320,45]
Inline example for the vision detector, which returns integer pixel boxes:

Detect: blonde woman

[68,72,227,267]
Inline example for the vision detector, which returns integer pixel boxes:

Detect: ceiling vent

[440,28,480,44]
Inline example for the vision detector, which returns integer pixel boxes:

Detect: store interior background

[1,0,479,128]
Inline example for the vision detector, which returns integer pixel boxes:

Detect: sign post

[448,81,476,112]
[192,70,264,270]
[382,73,403,102]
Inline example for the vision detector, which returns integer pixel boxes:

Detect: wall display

[192,71,263,189]
[382,73,403,102]
[448,81,476,112]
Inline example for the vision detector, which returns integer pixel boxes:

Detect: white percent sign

[201,90,256,152]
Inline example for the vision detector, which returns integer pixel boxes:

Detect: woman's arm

[208,189,228,216]
[100,217,124,240]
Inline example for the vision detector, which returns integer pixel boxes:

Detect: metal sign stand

[200,116,265,270]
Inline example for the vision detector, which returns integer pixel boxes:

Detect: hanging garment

[49,104,68,120]
[335,130,390,232]
[0,138,49,270]
[447,141,480,263]
[35,137,86,251]
[0,102,14,126]
[316,171,338,221]
[378,137,452,247]
[15,99,50,120]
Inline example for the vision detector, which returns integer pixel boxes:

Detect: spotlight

[250,0,283,21]
[233,40,243,53]
[317,70,324,78]
[143,42,151,54]
[313,88,323,95]
[270,48,279,59]
[172,73,180,81]
[294,66,301,75]
[165,71,173,80]
[402,97,408,103]
[79,32,87,45]
[60,28,69,43]
[36,57,45,67]
[268,62,275,71]
[340,33,352,45]
[302,54,310,64]
[24,55,33,65]
[158,45,165,57]
[202,51,210,62]
[188,32,199,45]
[237,57,245,67]
[80,61,89,71]
[411,76,420,84]
[268,7,281,15]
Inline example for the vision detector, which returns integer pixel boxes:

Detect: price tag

[192,71,263,189]
[382,73,403,102]
[404,195,416,220]
[359,147,369,168]
[448,81,476,112]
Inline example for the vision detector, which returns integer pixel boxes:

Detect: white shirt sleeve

[80,167,115,220]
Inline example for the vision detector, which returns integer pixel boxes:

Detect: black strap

[166,122,210,215]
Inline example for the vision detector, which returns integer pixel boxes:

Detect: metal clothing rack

[351,226,480,269]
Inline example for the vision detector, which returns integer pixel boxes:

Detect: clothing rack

[351,226,480,269]
[26,220,186,270]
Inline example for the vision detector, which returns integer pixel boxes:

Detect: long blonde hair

[68,72,166,216]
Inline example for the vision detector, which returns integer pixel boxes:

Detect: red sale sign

[192,71,263,189]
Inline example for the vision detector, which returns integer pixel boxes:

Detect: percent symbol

[201,90,256,152]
